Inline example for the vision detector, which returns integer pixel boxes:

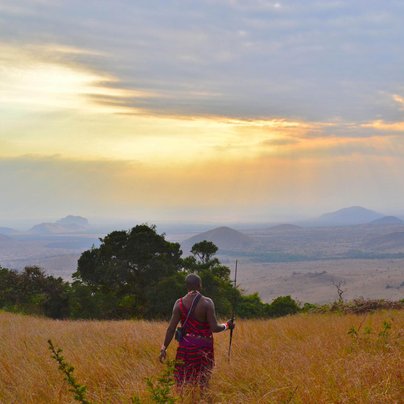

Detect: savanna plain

[1,309,403,403]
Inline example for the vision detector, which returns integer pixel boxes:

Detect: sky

[1,0,404,226]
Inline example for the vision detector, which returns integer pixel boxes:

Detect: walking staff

[228,260,238,361]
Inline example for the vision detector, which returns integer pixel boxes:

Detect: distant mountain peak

[328,206,379,215]
[29,215,89,234]
[56,215,89,226]
[182,226,252,253]
[29,223,66,234]
[0,227,18,236]
[315,206,384,226]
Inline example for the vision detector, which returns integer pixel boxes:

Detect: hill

[369,216,404,225]
[29,215,90,234]
[0,227,18,235]
[314,206,383,226]
[29,223,69,234]
[182,226,253,253]
[56,215,89,227]
[0,310,402,403]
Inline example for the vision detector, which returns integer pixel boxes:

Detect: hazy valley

[1,207,403,304]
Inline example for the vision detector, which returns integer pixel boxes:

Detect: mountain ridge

[311,206,384,226]
[0,227,18,236]
[182,226,252,253]
[369,216,404,225]
[29,215,90,234]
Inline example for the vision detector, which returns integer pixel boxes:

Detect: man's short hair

[185,273,201,290]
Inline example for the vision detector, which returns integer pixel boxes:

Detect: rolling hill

[29,215,90,234]
[369,216,404,225]
[313,206,383,226]
[29,223,69,234]
[0,227,18,236]
[181,226,253,253]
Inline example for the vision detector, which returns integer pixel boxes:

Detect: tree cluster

[0,224,300,320]
[0,266,69,318]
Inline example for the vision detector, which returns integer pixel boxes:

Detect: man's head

[185,273,202,291]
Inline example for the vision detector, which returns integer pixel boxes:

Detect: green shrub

[266,295,300,317]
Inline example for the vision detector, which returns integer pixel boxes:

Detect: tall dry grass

[0,309,403,403]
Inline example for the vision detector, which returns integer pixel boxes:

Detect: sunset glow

[1,0,404,223]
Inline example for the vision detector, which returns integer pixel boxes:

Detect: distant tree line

[0,224,300,320]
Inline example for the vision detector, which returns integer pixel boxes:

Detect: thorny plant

[132,359,178,403]
[49,339,178,404]
[146,359,178,403]
[48,339,91,404]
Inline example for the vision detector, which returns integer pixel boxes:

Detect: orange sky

[1,2,404,224]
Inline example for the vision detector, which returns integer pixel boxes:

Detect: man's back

[177,292,227,333]
[179,293,211,323]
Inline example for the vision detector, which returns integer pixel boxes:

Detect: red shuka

[174,297,214,387]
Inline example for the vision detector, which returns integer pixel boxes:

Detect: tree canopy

[0,266,69,318]
[0,224,302,320]
[71,224,183,318]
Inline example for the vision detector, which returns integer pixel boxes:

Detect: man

[159,273,235,388]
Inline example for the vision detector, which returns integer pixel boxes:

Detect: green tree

[146,272,187,318]
[0,266,19,309]
[72,224,183,318]
[266,295,300,317]
[190,240,218,265]
[0,266,69,318]
[237,293,269,318]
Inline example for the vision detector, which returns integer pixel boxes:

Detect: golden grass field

[0,310,403,403]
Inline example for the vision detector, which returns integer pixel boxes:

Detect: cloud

[0,43,154,114]
[1,1,403,121]
[393,94,404,110]
[361,120,404,133]
[262,138,300,146]
[0,108,334,162]
[1,1,404,222]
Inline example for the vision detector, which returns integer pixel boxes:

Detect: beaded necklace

[187,290,200,295]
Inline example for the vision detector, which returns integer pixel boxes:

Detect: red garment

[174,297,214,387]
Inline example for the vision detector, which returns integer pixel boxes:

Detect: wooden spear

[228,260,238,362]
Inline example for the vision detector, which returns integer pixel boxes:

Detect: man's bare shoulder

[201,296,214,306]
[173,298,181,310]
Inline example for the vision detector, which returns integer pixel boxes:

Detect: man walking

[159,273,235,388]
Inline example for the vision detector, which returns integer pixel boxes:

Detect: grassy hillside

[1,310,403,403]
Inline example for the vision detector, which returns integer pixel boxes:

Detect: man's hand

[226,319,235,330]
[159,346,167,363]
[221,319,235,331]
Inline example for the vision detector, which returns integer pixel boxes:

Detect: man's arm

[206,299,234,333]
[159,300,181,362]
